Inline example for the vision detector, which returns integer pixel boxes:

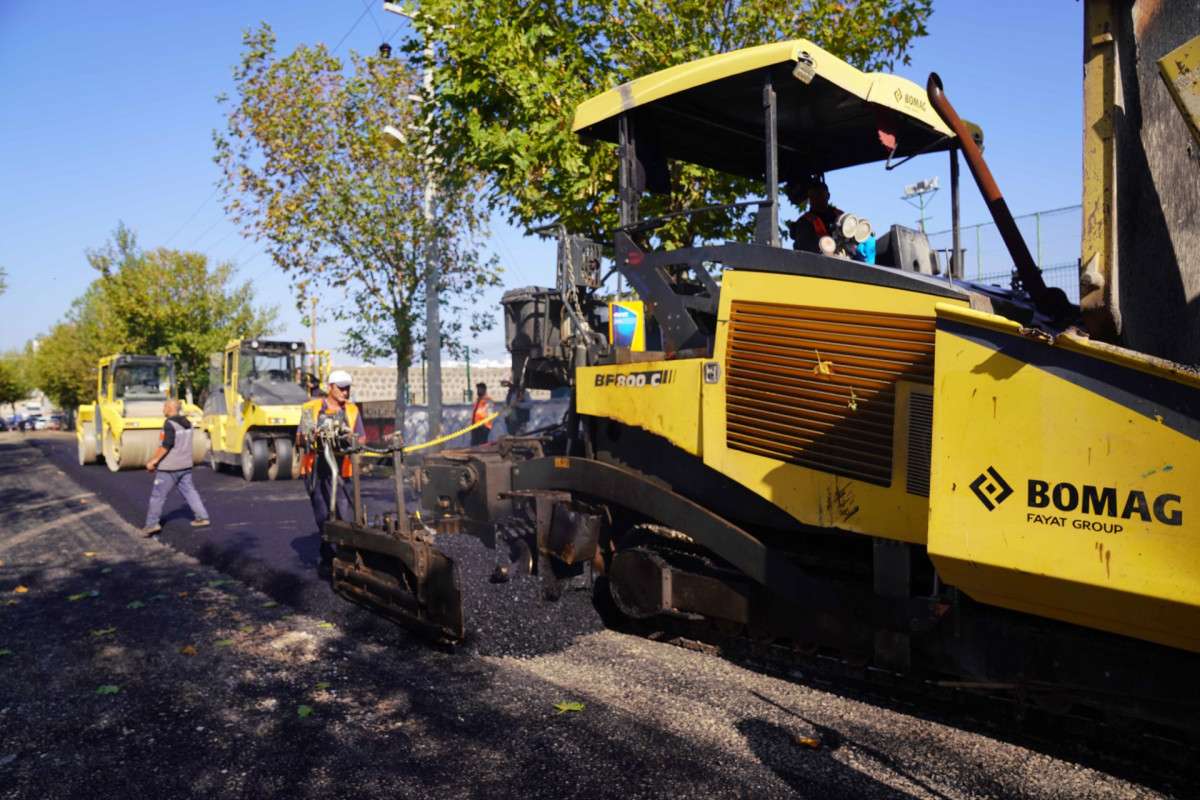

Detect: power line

[359,0,386,40]
[332,3,374,54]
[164,186,219,246]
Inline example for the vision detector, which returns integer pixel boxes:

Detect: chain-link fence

[926,205,1081,304]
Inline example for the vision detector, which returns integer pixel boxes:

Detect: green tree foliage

[30,320,95,415]
[0,265,8,296]
[0,349,33,414]
[409,0,932,245]
[214,25,501,426]
[86,225,277,395]
[31,224,276,410]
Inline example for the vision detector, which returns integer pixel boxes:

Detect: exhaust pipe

[926,73,1073,322]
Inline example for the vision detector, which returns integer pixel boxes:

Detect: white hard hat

[328,369,353,388]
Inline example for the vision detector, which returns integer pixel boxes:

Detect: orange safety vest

[300,398,360,478]
[472,396,493,429]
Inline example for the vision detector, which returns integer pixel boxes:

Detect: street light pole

[384,2,441,437]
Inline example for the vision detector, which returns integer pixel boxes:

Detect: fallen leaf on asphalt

[177,592,189,598]
[553,701,585,714]
[83,552,97,558]
[2,600,18,606]
[214,639,234,648]
[179,645,198,656]
[101,568,112,574]
[13,586,28,594]
[317,622,334,629]
[315,682,331,691]
[185,572,196,577]
[0,648,12,657]
[148,594,167,602]
[90,627,117,638]
[126,601,145,609]
[240,625,254,633]
[95,685,121,695]
[68,591,99,602]
[261,601,278,608]
[297,705,314,718]
[207,580,231,588]
[792,735,821,750]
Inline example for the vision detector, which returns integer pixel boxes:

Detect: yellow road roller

[77,354,207,471]
[202,338,328,481]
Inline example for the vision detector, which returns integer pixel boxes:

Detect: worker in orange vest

[297,369,365,566]
[470,381,493,446]
[785,177,844,253]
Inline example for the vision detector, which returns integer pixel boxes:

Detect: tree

[30,321,94,419]
[0,349,33,417]
[85,224,278,396]
[214,25,501,431]
[408,0,932,246]
[0,265,8,296]
[30,224,277,413]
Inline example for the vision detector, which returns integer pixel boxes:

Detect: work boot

[191,518,211,528]
[141,524,162,538]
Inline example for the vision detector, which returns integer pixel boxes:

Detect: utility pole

[901,176,940,233]
[309,295,318,373]
[384,2,442,437]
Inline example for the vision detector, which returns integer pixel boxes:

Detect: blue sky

[0,0,1083,363]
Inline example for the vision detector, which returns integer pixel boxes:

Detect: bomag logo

[893,87,928,112]
[970,466,1183,533]
[1027,480,1182,529]
[594,369,675,388]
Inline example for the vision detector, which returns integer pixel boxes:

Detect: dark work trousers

[306,459,353,533]
[145,469,209,527]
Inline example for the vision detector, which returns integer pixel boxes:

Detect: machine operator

[297,369,365,565]
[785,176,845,254]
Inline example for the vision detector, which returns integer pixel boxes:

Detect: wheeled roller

[103,429,161,472]
[241,435,270,481]
[268,437,295,481]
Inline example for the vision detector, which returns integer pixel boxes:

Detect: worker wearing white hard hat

[296,368,366,569]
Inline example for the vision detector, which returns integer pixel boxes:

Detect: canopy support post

[761,71,780,247]
[950,146,962,278]
[618,114,639,228]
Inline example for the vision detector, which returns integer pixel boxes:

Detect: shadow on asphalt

[2,545,810,799]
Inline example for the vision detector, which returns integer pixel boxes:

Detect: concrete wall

[359,400,569,450]
[342,364,551,405]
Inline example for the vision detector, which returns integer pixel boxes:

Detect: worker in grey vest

[141,398,210,536]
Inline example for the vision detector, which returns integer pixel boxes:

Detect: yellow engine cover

[928,305,1200,652]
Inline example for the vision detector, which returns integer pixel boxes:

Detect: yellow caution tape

[402,412,501,453]
[359,411,502,459]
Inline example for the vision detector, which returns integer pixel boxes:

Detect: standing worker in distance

[470,382,493,446]
[141,399,210,536]
[297,370,365,564]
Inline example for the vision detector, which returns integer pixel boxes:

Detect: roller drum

[77,430,98,466]
[191,429,211,466]
[105,429,162,471]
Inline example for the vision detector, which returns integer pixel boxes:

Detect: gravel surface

[0,434,1182,798]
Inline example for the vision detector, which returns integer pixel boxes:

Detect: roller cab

[77,354,207,471]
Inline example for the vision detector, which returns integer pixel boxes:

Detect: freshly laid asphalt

[4,433,1181,798]
[29,432,396,631]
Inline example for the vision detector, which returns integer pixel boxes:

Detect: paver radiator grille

[725,301,935,487]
